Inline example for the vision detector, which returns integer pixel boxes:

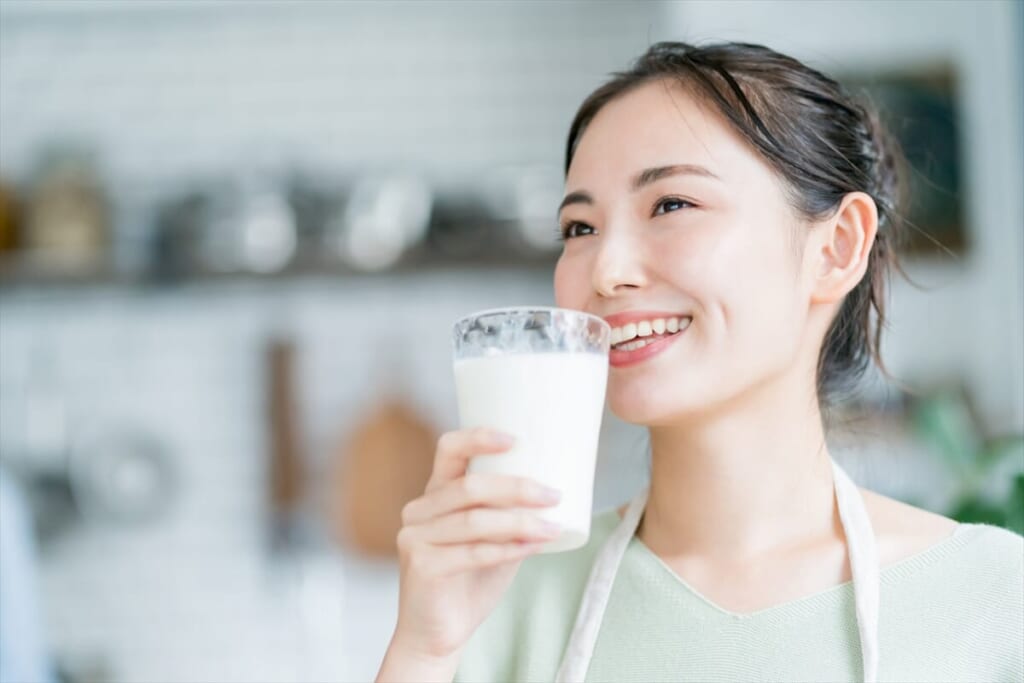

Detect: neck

[639,367,838,562]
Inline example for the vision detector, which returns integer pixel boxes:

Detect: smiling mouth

[610,316,692,351]
[608,317,691,368]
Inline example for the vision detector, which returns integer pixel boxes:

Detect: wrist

[376,632,461,683]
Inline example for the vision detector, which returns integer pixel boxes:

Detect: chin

[607,382,689,426]
[608,369,737,426]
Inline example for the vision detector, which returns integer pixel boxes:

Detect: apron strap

[555,488,648,683]
[832,459,881,683]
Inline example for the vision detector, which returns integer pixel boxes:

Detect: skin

[554,79,958,614]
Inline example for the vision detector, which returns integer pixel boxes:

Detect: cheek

[552,253,586,309]
[680,213,802,352]
[716,230,805,361]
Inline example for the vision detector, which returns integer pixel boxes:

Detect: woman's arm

[375,633,461,683]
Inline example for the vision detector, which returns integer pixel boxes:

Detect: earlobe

[810,192,879,305]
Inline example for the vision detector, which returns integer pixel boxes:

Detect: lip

[608,325,687,368]
[602,310,690,328]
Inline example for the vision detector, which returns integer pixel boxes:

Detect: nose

[591,228,647,298]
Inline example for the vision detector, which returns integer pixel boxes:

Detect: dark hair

[565,41,906,405]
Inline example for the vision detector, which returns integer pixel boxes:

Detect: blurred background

[0,1,1021,682]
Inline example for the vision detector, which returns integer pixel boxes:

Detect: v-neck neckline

[626,522,972,621]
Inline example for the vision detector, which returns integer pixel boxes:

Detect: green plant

[911,388,1024,535]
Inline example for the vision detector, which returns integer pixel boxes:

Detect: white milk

[454,351,608,552]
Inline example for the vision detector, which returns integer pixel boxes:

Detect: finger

[403,473,561,525]
[420,508,561,545]
[431,541,549,575]
[425,428,516,493]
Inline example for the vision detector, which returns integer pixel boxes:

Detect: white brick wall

[0,1,664,187]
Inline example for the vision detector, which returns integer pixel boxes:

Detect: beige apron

[556,458,880,682]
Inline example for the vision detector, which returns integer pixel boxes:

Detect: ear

[808,192,878,305]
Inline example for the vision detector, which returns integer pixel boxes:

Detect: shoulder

[455,508,622,683]
[949,521,1024,580]
[863,486,1022,582]
[859,487,963,565]
[867,485,1022,611]
[861,489,1022,677]
[884,517,1023,673]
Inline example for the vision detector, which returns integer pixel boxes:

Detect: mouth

[609,316,691,368]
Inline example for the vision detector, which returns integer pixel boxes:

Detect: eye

[653,197,696,216]
[556,221,595,241]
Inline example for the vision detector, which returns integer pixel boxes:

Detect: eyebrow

[631,163,720,191]
[558,164,721,214]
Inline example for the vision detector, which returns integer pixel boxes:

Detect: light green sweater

[455,508,1024,682]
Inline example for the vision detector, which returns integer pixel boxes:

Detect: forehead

[566,79,767,188]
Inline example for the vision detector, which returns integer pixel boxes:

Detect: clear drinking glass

[451,306,610,552]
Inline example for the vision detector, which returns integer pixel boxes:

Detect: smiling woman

[557,43,904,409]
[376,41,1023,683]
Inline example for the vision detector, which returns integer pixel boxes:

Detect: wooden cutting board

[329,396,437,557]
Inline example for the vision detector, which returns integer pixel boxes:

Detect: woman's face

[554,80,817,425]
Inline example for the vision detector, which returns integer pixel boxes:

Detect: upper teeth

[610,316,690,346]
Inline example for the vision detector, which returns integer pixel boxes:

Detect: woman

[376,42,1024,682]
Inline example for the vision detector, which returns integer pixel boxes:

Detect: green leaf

[912,393,981,474]
[1004,474,1024,536]
[948,496,1006,527]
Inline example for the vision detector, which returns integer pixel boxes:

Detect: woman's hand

[375,427,562,682]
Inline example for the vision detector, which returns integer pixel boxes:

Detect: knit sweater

[455,508,1024,682]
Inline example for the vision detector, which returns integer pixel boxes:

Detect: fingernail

[489,431,515,446]
[538,486,562,503]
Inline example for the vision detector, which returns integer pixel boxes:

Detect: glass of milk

[452,306,610,553]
